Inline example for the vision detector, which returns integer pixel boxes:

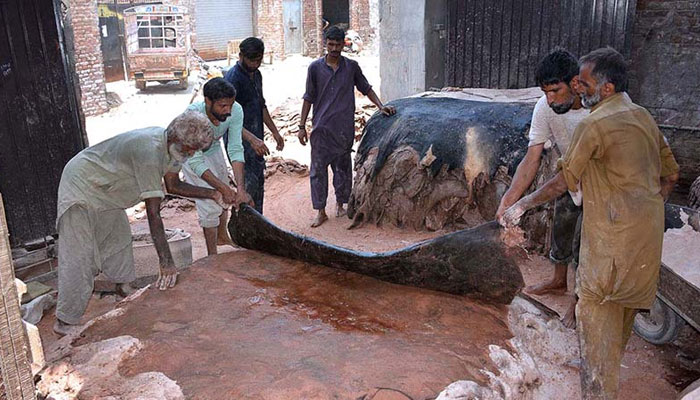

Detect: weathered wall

[628,0,700,127]
[67,0,109,116]
[379,0,425,101]
[256,0,323,58]
[349,0,371,46]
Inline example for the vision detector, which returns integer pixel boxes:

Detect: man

[54,111,221,335]
[298,26,396,227]
[496,49,589,328]
[183,78,253,255]
[501,47,679,399]
[224,37,284,214]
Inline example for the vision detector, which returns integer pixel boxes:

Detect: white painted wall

[379,0,426,101]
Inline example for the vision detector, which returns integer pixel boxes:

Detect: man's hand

[298,126,308,146]
[156,261,178,290]
[272,132,285,151]
[219,185,237,205]
[499,202,526,228]
[234,189,254,210]
[251,138,270,157]
[380,105,396,116]
[496,195,517,220]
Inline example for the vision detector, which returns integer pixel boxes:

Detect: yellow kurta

[557,92,679,399]
[558,92,679,309]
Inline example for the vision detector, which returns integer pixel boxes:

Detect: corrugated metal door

[196,0,253,60]
[0,0,85,246]
[283,0,302,54]
[444,0,637,89]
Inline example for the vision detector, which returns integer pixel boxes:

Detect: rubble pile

[270,99,376,140]
[265,157,309,178]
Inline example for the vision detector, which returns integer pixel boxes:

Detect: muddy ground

[34,54,699,399]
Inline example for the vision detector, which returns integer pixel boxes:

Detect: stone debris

[270,98,376,139]
[265,156,309,178]
[37,336,184,400]
[21,292,56,325]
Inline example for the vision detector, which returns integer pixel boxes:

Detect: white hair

[166,111,214,149]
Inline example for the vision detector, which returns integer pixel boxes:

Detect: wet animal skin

[229,205,524,304]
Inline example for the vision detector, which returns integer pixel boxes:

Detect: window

[136,14,183,49]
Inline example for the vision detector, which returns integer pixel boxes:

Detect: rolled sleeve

[303,64,316,103]
[353,62,372,95]
[134,162,166,200]
[226,103,246,163]
[186,149,210,177]
[557,120,601,192]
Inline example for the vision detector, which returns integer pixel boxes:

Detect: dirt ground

[33,54,700,399]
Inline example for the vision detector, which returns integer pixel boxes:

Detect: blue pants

[310,149,352,210]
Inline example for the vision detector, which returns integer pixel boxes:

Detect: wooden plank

[0,194,36,399]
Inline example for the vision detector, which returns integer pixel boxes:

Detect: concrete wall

[379,0,425,101]
[628,0,700,127]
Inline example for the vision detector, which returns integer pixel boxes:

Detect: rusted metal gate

[445,0,637,88]
[0,0,85,247]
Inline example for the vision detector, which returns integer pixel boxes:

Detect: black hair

[535,48,579,87]
[203,77,236,101]
[325,26,345,42]
[579,47,628,92]
[239,37,265,59]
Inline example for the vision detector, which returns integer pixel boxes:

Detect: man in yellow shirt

[501,47,679,399]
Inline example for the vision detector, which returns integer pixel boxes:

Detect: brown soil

[36,171,699,399]
[74,251,511,399]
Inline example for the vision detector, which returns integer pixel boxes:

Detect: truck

[123,5,190,90]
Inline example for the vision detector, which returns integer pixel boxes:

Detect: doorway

[283,0,302,54]
[322,0,349,30]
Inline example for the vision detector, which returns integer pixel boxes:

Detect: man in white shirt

[496,49,588,328]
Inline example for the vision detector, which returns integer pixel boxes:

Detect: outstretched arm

[496,144,544,219]
[145,197,178,290]
[366,88,396,116]
[500,172,569,227]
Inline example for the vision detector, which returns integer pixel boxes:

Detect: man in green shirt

[55,111,222,335]
[183,78,252,255]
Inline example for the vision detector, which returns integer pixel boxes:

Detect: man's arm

[500,172,569,227]
[231,161,253,209]
[263,107,284,151]
[495,143,544,219]
[660,172,679,202]
[366,88,396,116]
[145,197,178,290]
[242,127,270,157]
[298,100,312,146]
[163,172,223,202]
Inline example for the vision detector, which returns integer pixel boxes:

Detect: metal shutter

[195,0,253,60]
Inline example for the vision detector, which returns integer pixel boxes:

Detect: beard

[211,110,230,122]
[550,95,575,114]
[169,143,188,162]
[581,86,603,109]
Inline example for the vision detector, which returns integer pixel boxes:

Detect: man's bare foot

[311,210,328,228]
[53,319,81,337]
[525,279,567,295]
[561,300,576,329]
[336,203,347,218]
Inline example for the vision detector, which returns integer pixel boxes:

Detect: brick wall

[303,0,323,57]
[67,0,109,116]
[256,0,285,58]
[350,0,372,49]
[629,0,700,126]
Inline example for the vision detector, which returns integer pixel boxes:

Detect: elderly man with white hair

[54,111,223,336]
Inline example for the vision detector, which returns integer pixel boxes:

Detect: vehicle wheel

[633,297,685,344]
[177,78,188,90]
[135,80,146,90]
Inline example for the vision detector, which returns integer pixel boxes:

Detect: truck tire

[135,80,146,90]
[633,297,685,345]
[177,78,188,90]
[689,176,700,209]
